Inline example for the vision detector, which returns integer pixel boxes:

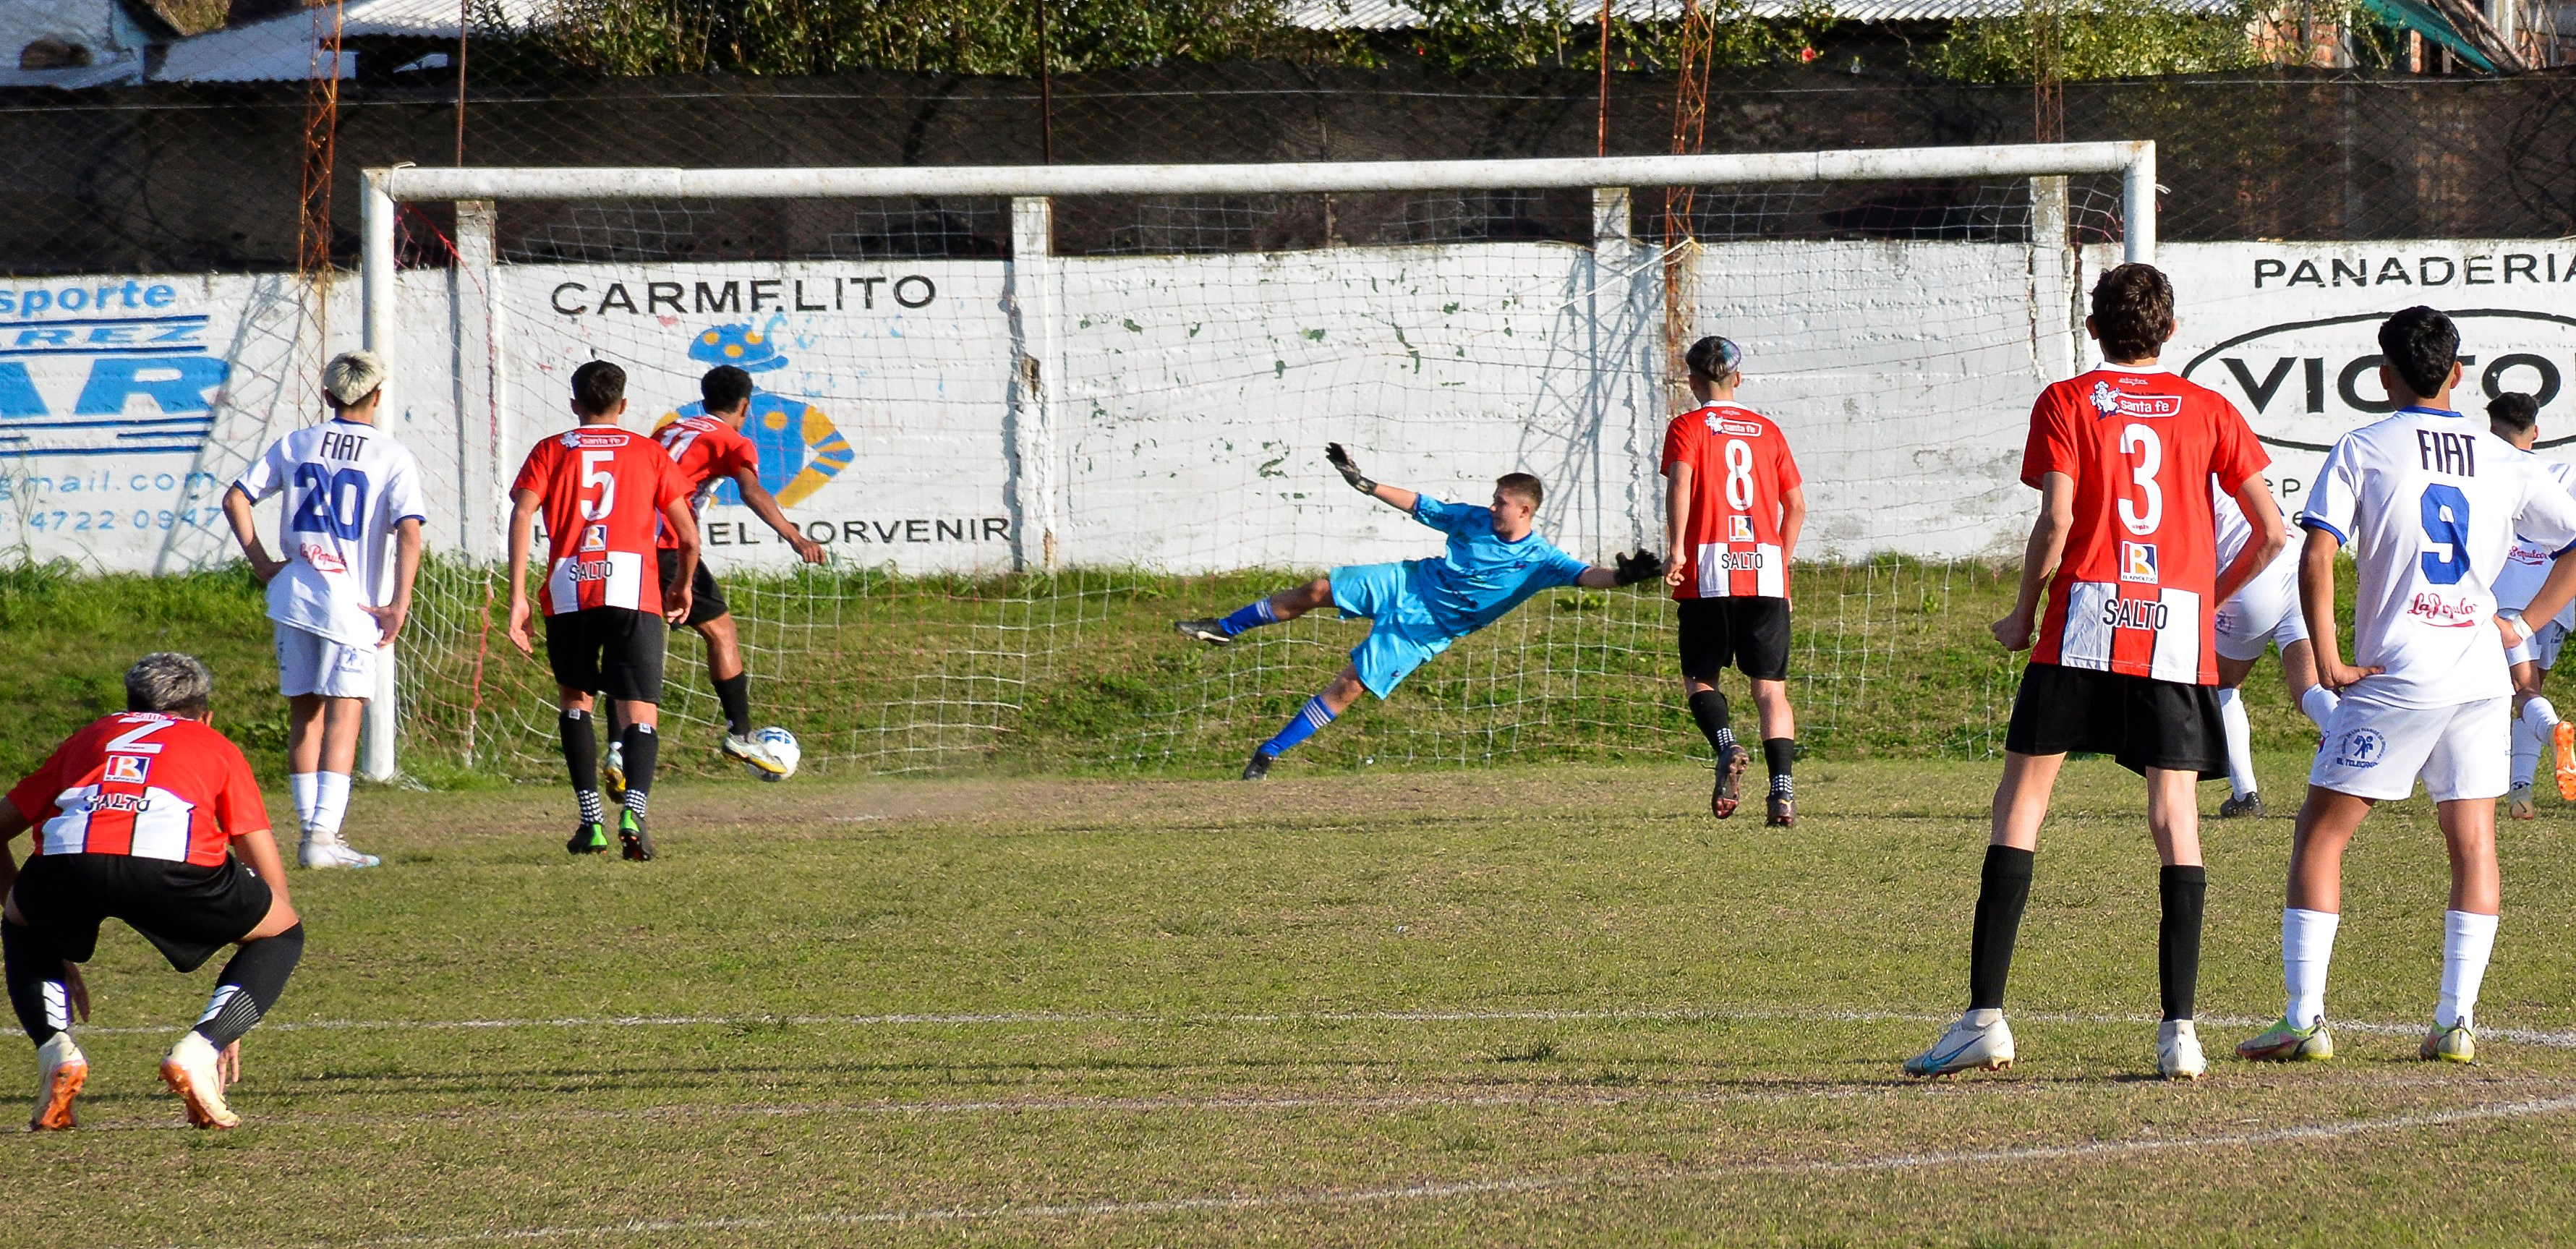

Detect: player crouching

[1177,446,1661,779]
[4,654,305,1130]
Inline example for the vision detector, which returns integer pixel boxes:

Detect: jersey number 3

[2420,483,2471,585]
[2117,424,2163,537]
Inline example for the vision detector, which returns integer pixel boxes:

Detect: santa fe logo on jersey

[2088,380,2185,420]
[105,754,148,784]
[2122,542,2159,583]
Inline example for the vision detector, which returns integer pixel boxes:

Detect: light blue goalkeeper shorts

[1329,562,1458,699]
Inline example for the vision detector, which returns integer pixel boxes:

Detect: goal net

[366,145,2150,782]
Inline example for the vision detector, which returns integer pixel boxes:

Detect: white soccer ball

[753,725,799,783]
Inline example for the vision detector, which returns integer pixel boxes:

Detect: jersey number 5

[579,450,618,521]
[2420,483,2471,585]
[2117,424,2164,537]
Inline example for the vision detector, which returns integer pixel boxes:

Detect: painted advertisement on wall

[2158,243,2576,524]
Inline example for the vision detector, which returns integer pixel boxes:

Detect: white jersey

[2212,477,2300,600]
[2491,458,2576,624]
[2299,406,2576,708]
[232,418,430,648]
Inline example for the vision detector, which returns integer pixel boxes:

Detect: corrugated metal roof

[155,0,553,83]
[1283,0,2235,27]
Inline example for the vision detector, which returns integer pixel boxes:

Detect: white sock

[2298,684,2340,731]
[2217,686,2256,798]
[2528,696,2562,731]
[290,772,319,833]
[2283,907,2341,1027]
[311,771,352,841]
[2512,713,2542,790]
[2437,910,2499,1028]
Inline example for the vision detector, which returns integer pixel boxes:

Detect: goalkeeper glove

[1611,550,1666,586]
[1326,443,1376,494]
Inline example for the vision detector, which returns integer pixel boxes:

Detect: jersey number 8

[1723,440,1756,511]
[289,464,371,541]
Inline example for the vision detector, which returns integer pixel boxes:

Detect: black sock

[1969,845,2036,1011]
[713,673,752,738]
[620,723,660,817]
[1763,737,1796,796]
[194,924,304,1049]
[1689,689,1736,755]
[2159,865,2208,1022]
[560,708,600,822]
[3,921,69,1046]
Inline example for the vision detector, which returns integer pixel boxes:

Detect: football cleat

[1241,749,1275,781]
[2556,721,2576,803]
[2157,1019,2207,1080]
[721,732,789,778]
[299,836,380,869]
[2421,1021,2476,1064]
[1903,1010,2016,1078]
[160,1031,239,1129]
[566,821,609,856]
[618,809,655,861]
[2511,783,2538,822]
[2219,791,2264,818]
[1711,745,1750,819]
[1175,618,1234,646]
[1765,793,1795,827]
[602,741,627,805]
[2236,1015,2335,1062]
[30,1033,86,1131]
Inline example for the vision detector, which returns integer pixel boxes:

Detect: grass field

[22,756,2576,1245]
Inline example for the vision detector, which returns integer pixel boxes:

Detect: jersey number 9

[2419,483,2471,586]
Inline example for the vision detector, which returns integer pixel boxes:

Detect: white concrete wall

[9,236,2576,577]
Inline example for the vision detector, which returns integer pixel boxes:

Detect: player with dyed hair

[220,349,427,869]
[1175,450,1663,779]
[2481,391,2576,819]
[1662,334,1806,824]
[4,653,304,1130]
[504,361,698,861]
[601,365,826,793]
[1906,263,2285,1082]
[2241,312,2576,1066]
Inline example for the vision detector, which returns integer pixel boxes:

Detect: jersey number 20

[289,464,370,541]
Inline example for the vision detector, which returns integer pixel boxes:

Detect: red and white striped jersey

[2026,365,2269,685]
[7,712,269,868]
[651,414,759,550]
[511,426,690,616]
[1663,404,1804,600]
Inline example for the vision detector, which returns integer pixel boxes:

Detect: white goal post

[355,141,2156,781]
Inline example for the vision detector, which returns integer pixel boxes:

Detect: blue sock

[1258,696,1339,759]
[1219,598,1281,637]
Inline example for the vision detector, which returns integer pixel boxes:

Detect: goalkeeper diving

[1177,445,1663,779]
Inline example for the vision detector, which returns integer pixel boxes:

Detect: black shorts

[11,853,271,973]
[1676,597,1791,682]
[545,607,667,704]
[657,548,728,628]
[2004,661,2227,778]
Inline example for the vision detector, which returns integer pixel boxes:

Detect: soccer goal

[358,141,2155,783]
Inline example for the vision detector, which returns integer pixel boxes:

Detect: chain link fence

[4,65,2573,276]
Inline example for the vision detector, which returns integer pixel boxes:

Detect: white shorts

[2504,619,2569,670]
[2308,689,2508,803]
[276,623,378,700]
[2213,563,2308,663]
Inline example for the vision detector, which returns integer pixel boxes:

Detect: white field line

[167,1093,2576,1249]
[75,1005,2576,1049]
